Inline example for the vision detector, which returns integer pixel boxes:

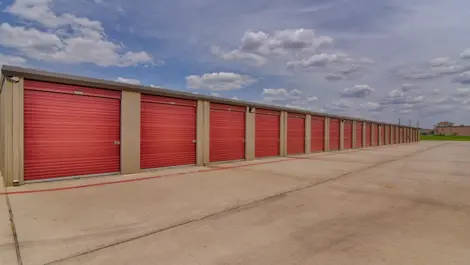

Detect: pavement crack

[44,143,445,265]
[4,192,23,265]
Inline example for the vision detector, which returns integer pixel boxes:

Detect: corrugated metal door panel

[255,110,280,158]
[329,118,340,151]
[311,116,325,152]
[24,80,121,99]
[343,120,353,149]
[355,122,363,148]
[140,96,197,169]
[287,114,305,155]
[24,87,120,181]
[400,128,404,143]
[366,124,372,147]
[141,94,197,106]
[211,103,245,112]
[210,106,246,162]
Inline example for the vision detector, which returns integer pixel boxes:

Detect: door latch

[114,141,121,145]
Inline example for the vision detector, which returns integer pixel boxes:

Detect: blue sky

[1,0,470,128]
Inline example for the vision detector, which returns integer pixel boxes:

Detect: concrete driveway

[1,142,470,265]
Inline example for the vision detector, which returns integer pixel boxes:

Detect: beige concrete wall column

[1,76,24,186]
[202,101,210,165]
[378,125,382,146]
[120,91,141,174]
[363,122,367,148]
[324,117,330,152]
[305,114,311,153]
[371,123,376,146]
[196,100,205,165]
[245,107,255,160]
[352,121,356,148]
[339,119,345,150]
[280,111,287,156]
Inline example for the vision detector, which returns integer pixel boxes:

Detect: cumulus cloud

[453,71,470,84]
[341,85,374,98]
[213,28,333,65]
[401,83,414,92]
[360,102,383,112]
[261,88,318,109]
[324,73,343,81]
[186,72,256,91]
[0,53,27,66]
[287,52,350,68]
[461,48,470,60]
[325,99,354,112]
[116,77,140,85]
[429,57,451,67]
[397,68,437,80]
[0,0,155,67]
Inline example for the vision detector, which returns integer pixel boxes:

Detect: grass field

[421,135,470,141]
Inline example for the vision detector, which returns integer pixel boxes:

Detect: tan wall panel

[305,114,311,153]
[352,121,356,148]
[1,77,24,186]
[378,125,382,146]
[196,101,204,165]
[202,101,210,164]
[363,122,366,148]
[0,76,5,183]
[280,111,287,157]
[339,119,345,150]
[324,117,330,152]
[120,91,141,174]
[245,107,255,160]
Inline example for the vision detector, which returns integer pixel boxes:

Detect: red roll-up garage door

[287,113,305,155]
[311,115,325,152]
[329,118,340,151]
[343,120,353,149]
[356,122,363,148]
[210,103,246,162]
[255,109,280,158]
[141,95,197,169]
[366,123,372,147]
[24,80,121,181]
[400,128,404,143]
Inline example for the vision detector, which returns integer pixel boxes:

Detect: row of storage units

[0,66,420,186]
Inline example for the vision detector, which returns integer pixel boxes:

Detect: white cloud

[0,53,27,66]
[325,99,354,112]
[287,52,350,68]
[324,73,343,81]
[453,71,470,85]
[213,28,333,65]
[360,102,383,111]
[398,68,437,80]
[116,77,140,85]
[0,0,155,67]
[186,72,256,91]
[455,88,470,96]
[401,83,414,92]
[341,85,374,98]
[461,48,470,60]
[211,92,221,97]
[429,57,451,67]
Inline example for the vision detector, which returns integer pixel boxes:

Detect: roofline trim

[1,65,418,128]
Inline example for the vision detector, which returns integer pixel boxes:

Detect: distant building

[434,121,470,136]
